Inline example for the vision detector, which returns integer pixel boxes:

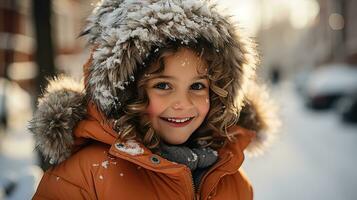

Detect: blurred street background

[1,0,357,199]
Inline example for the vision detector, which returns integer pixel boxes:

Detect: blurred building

[52,0,92,78]
[256,0,357,80]
[0,1,33,79]
[343,0,357,64]
[316,0,357,64]
[0,0,88,97]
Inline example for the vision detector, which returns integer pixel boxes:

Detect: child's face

[145,48,210,145]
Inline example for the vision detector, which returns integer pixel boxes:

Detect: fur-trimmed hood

[29,0,280,164]
[81,0,256,117]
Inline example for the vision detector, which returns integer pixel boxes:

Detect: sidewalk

[243,82,357,200]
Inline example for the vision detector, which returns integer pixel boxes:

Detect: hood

[29,0,280,164]
[28,76,87,164]
[81,0,257,118]
[29,76,280,164]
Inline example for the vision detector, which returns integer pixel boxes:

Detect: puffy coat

[33,101,256,200]
[29,0,280,199]
[30,77,278,199]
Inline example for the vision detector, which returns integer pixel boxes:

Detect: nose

[171,93,194,110]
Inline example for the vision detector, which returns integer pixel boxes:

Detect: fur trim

[81,0,257,118]
[28,76,87,164]
[237,82,281,156]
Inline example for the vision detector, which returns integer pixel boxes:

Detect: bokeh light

[289,0,320,29]
[329,13,344,30]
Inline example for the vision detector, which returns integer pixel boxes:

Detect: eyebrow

[153,75,208,80]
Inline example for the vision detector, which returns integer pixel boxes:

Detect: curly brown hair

[112,40,240,151]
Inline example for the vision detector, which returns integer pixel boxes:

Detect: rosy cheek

[146,104,156,118]
[201,103,210,116]
[145,94,164,118]
[196,97,210,116]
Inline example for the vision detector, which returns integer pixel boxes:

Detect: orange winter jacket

[33,103,255,200]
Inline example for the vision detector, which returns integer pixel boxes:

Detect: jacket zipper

[184,166,196,200]
[196,152,233,199]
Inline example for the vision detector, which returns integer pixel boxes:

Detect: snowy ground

[0,127,42,200]
[0,80,42,200]
[243,81,357,200]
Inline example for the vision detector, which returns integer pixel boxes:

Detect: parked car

[305,64,357,110]
[294,69,311,97]
[336,93,357,123]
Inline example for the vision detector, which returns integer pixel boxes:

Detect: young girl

[29,0,279,199]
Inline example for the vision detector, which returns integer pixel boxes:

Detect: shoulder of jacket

[45,142,110,179]
[35,169,93,199]
[49,142,139,177]
[221,169,253,193]
[63,142,113,167]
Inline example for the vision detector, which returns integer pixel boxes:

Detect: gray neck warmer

[159,143,218,189]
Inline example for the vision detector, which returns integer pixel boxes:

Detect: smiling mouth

[160,117,194,124]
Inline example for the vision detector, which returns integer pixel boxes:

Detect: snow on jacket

[29,0,280,199]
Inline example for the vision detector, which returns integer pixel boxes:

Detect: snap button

[115,143,125,148]
[150,155,160,164]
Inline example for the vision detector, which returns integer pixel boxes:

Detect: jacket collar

[75,101,256,174]
[107,137,249,175]
[73,102,117,145]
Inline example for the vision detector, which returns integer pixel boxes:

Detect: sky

[219,0,320,34]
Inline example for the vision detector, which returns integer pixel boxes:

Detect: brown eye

[190,82,206,90]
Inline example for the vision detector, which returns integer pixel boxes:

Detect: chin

[163,136,190,145]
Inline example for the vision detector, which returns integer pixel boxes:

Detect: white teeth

[166,117,191,123]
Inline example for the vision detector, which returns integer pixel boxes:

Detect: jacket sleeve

[32,172,93,200]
